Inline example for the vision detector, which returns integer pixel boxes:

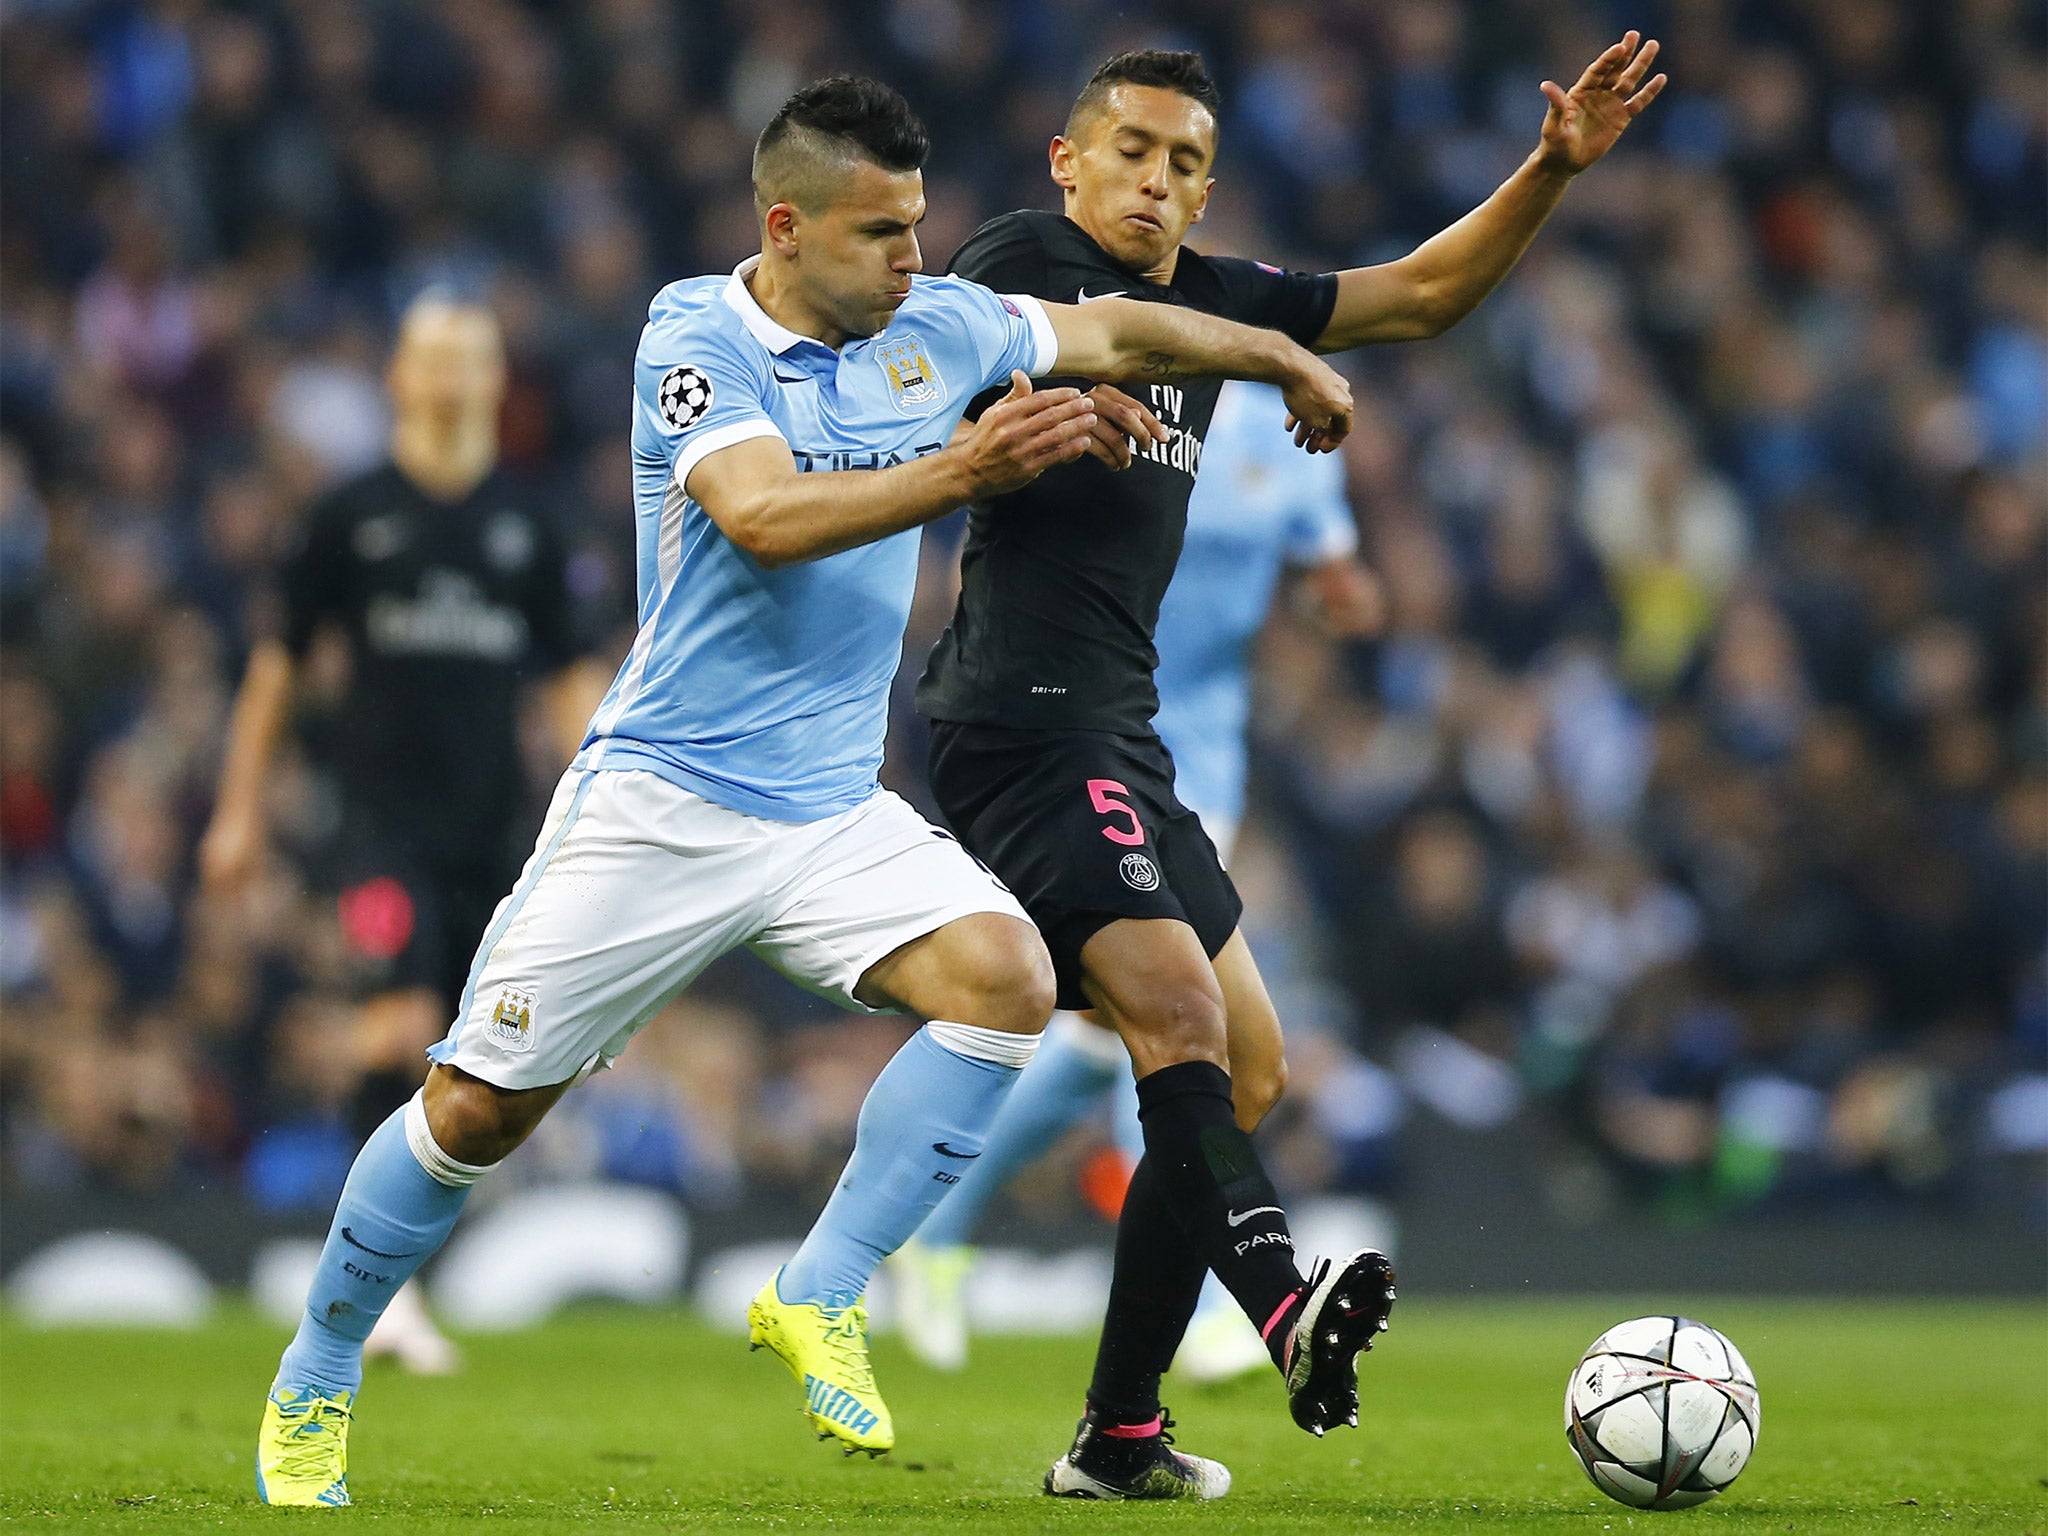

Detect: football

[1564,1315,1761,1509]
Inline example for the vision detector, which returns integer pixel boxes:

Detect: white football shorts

[428,768,1030,1089]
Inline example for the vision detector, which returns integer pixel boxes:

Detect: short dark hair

[1066,50,1223,138]
[753,77,930,212]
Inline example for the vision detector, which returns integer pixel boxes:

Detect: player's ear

[1190,177,1215,225]
[1049,135,1079,192]
[764,202,801,257]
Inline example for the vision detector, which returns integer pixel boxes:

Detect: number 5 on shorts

[1087,779,1146,847]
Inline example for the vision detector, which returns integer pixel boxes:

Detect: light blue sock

[917,1019,1123,1248]
[780,1023,1036,1310]
[273,1096,483,1398]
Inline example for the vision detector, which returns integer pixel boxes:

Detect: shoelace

[820,1305,878,1397]
[1302,1257,1331,1307]
[271,1398,351,1484]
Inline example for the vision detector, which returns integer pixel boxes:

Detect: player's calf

[1231,1052,1287,1130]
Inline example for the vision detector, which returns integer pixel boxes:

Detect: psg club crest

[1119,852,1161,891]
[875,334,944,414]
[484,986,538,1053]
[658,364,714,430]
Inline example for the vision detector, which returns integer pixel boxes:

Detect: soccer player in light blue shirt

[900,379,1379,1374]
[1151,380,1372,853]
[254,76,1359,1505]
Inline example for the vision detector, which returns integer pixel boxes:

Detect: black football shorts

[927,722,1243,1010]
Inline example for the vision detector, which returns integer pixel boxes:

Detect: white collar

[723,255,827,355]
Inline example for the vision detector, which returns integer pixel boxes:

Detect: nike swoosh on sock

[341,1227,421,1260]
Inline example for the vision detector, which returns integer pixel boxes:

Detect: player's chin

[1117,215,1173,259]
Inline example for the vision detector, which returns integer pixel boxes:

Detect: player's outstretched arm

[1041,298,1354,452]
[199,639,297,892]
[687,375,1108,568]
[1313,31,1666,352]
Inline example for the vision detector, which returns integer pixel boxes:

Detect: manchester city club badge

[483,986,538,1052]
[875,335,943,414]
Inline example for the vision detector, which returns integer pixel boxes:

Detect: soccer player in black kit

[918,41,1665,1499]
[202,295,604,1370]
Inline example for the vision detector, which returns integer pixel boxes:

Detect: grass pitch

[2,1299,2042,1533]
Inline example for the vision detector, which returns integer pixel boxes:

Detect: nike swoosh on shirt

[1224,1206,1284,1228]
[341,1226,421,1260]
[1076,288,1126,302]
[932,1141,981,1159]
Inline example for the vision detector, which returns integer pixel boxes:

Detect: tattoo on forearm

[1139,351,1179,378]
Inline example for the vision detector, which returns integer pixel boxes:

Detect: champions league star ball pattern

[658,364,714,430]
[1565,1316,1760,1510]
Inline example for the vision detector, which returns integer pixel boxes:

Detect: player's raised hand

[961,372,1100,495]
[1280,349,1353,454]
[1081,384,1169,471]
[1537,31,1665,175]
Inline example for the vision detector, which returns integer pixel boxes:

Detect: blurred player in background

[200,294,603,1375]
[895,378,1380,1382]
[917,38,1662,1498]
[243,76,1356,1507]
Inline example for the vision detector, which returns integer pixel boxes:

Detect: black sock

[1085,1154,1207,1424]
[1132,1060,1304,1368]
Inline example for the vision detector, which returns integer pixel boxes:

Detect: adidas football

[1564,1315,1760,1509]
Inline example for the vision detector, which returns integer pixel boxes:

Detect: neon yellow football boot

[747,1269,894,1455]
[255,1386,353,1506]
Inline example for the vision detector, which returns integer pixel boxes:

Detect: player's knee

[1121,983,1229,1073]
[966,928,1057,1035]
[422,1068,550,1167]
[1235,1055,1288,1130]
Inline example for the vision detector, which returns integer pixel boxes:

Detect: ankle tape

[1100,1415,1163,1439]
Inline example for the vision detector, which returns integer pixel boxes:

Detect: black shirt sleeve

[1201,257,1340,349]
[280,490,355,659]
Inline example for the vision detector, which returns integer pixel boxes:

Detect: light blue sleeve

[1281,443,1359,567]
[921,276,1061,396]
[634,311,785,492]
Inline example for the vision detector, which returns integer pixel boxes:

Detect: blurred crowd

[2,0,2042,1234]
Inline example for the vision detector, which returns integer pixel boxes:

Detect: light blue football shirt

[574,257,1057,821]
[1153,380,1357,833]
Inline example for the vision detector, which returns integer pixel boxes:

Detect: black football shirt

[915,210,1338,734]
[281,464,572,870]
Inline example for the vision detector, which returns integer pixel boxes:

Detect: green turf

[2,1300,2042,1533]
